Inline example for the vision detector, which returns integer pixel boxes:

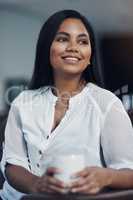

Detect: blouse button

[37,163,40,168]
[39,150,42,155]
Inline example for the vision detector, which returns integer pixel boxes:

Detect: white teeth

[64,57,79,61]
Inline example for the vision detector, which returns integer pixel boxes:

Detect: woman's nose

[66,41,79,52]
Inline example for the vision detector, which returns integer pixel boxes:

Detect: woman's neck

[52,76,86,98]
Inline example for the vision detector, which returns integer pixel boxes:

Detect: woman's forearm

[107,168,133,189]
[5,164,40,194]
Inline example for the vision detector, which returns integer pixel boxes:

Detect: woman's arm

[107,168,133,189]
[2,98,67,194]
[69,167,133,194]
[70,99,133,194]
[5,164,40,193]
[5,164,67,194]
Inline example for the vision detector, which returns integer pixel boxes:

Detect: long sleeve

[101,98,133,169]
[1,103,30,176]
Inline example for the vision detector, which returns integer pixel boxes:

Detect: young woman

[1,9,133,200]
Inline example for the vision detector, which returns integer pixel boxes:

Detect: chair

[0,112,8,188]
[128,109,133,125]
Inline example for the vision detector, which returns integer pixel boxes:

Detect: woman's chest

[20,101,102,149]
[20,102,103,175]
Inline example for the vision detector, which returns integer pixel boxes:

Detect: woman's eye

[56,37,68,42]
[79,40,89,45]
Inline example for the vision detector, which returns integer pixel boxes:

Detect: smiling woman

[50,18,91,79]
[1,9,133,200]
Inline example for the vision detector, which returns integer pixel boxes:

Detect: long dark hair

[29,9,99,90]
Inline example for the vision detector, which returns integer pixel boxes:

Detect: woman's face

[50,18,92,77]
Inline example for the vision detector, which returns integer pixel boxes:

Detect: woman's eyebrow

[56,32,69,37]
[78,33,89,38]
[56,32,89,38]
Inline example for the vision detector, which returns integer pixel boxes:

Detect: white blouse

[1,82,133,200]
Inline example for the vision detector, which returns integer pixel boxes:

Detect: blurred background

[0,0,133,114]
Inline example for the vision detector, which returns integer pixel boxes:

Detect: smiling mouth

[62,56,81,64]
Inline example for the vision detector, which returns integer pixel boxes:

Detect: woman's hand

[32,167,68,194]
[69,166,112,194]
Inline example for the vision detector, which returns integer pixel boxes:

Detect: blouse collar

[47,82,91,108]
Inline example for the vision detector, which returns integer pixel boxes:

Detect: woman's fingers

[71,179,100,194]
[39,182,53,193]
[46,175,66,188]
[70,177,87,188]
[70,167,100,194]
[39,179,61,193]
[46,167,62,176]
[70,174,94,190]
[39,174,68,193]
[38,167,67,193]
[48,184,68,194]
[73,167,90,178]
[70,167,109,194]
[70,169,94,188]
[72,167,96,180]
[88,187,101,194]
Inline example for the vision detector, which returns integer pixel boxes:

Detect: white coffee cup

[51,154,86,183]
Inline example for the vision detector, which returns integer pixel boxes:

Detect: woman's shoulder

[11,86,49,107]
[87,82,120,113]
[88,82,117,98]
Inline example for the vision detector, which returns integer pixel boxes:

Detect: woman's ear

[88,60,91,65]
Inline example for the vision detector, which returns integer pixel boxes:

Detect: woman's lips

[62,56,81,64]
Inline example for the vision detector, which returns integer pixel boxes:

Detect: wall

[1,0,133,111]
[0,8,43,111]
